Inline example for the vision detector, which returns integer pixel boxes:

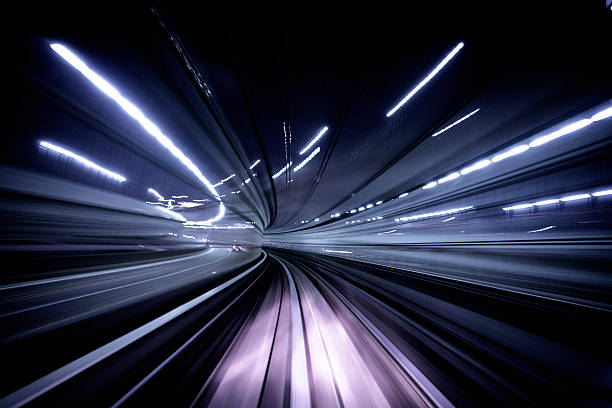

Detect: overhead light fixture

[560,194,590,202]
[299,127,328,155]
[422,181,437,190]
[399,192,409,198]
[294,147,321,172]
[432,108,480,137]
[529,119,593,147]
[397,205,474,222]
[502,203,533,211]
[460,159,491,175]
[386,42,464,117]
[591,106,612,122]
[50,43,224,224]
[534,199,559,206]
[40,141,126,182]
[249,159,261,169]
[221,174,235,183]
[148,188,164,201]
[438,172,460,184]
[491,145,530,163]
[592,189,612,197]
[272,162,292,179]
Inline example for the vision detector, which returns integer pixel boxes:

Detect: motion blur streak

[4,3,612,408]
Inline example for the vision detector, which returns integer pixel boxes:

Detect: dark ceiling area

[3,2,612,407]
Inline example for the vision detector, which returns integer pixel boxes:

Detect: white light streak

[299,127,328,155]
[438,172,460,184]
[491,144,530,163]
[502,203,533,211]
[350,209,357,214]
[249,159,261,169]
[334,213,340,217]
[221,174,235,183]
[314,218,320,221]
[460,159,491,175]
[593,189,612,197]
[40,141,126,182]
[50,43,224,224]
[398,206,474,222]
[324,249,352,254]
[399,192,409,198]
[432,108,480,137]
[147,188,164,201]
[561,194,590,202]
[182,234,196,239]
[386,42,464,117]
[528,225,556,233]
[376,200,383,205]
[423,181,437,190]
[171,195,188,199]
[294,147,321,172]
[502,189,602,212]
[358,207,365,212]
[591,106,612,122]
[529,119,593,147]
[272,162,292,179]
[442,217,455,222]
[534,199,559,206]
[366,203,374,209]
[178,202,203,208]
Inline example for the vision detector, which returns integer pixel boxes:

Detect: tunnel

[2,2,612,407]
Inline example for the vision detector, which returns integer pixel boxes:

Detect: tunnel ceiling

[11,2,612,233]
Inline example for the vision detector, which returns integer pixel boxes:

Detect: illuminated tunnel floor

[1,249,609,407]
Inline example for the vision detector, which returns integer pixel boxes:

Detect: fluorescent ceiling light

[432,108,480,137]
[592,189,612,197]
[491,145,530,163]
[529,119,593,147]
[386,42,464,117]
[40,141,126,182]
[272,162,292,179]
[294,147,321,172]
[399,193,409,198]
[148,188,164,200]
[503,203,533,211]
[50,43,224,224]
[221,174,235,183]
[534,199,559,206]
[460,159,491,175]
[438,172,460,184]
[422,181,437,190]
[299,127,328,155]
[591,106,612,122]
[249,159,260,169]
[560,194,590,202]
